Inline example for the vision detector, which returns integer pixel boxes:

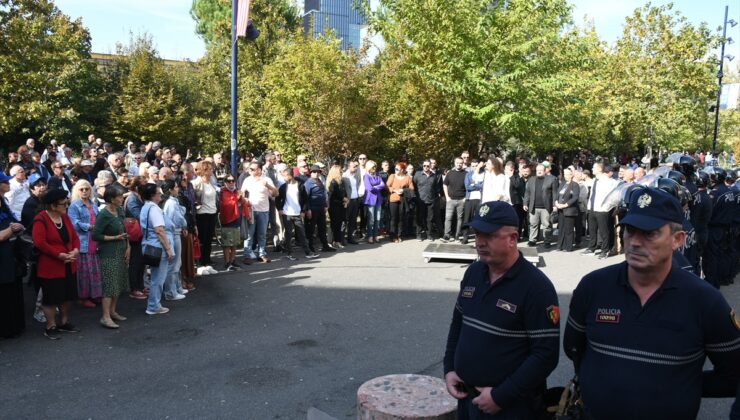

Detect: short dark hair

[140,183,159,201]
[103,184,125,203]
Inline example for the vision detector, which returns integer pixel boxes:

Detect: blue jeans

[366,204,382,237]
[245,211,269,258]
[164,235,182,298]
[146,252,170,312]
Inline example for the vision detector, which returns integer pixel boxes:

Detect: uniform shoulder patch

[461,286,475,298]
[546,305,560,325]
[731,309,740,331]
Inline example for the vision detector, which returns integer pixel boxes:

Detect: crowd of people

[0,136,738,342]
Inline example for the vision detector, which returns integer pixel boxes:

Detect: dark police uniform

[444,254,560,419]
[691,189,712,275]
[563,187,740,420]
[705,189,740,287]
[564,262,740,420]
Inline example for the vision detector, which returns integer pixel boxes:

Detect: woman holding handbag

[92,185,130,329]
[139,183,175,315]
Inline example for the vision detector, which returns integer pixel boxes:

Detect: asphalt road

[0,240,737,419]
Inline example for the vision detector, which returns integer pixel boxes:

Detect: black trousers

[514,203,527,239]
[128,240,145,291]
[416,200,439,239]
[196,213,217,264]
[557,213,576,251]
[460,199,481,240]
[328,202,345,243]
[305,208,329,251]
[574,210,584,244]
[389,201,404,238]
[282,214,310,255]
[346,198,360,241]
[587,211,610,253]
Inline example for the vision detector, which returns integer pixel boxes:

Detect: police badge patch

[546,305,560,325]
[462,286,475,298]
[479,204,490,217]
[731,309,740,331]
[496,299,517,313]
[637,193,652,208]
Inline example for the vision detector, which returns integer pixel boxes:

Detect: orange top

[386,174,414,202]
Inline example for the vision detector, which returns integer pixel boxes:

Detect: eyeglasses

[53,166,62,169]
[358,157,367,160]
[79,188,90,191]
[225,179,235,183]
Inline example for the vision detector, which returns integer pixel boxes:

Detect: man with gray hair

[7,165,30,219]
[523,163,558,247]
[145,141,161,164]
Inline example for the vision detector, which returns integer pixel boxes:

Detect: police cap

[620,187,683,231]
[466,201,519,234]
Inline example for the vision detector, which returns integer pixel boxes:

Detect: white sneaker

[197,266,210,276]
[33,309,46,323]
[179,289,189,295]
[145,307,170,315]
[166,294,186,301]
[206,266,218,275]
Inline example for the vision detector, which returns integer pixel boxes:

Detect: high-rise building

[296,0,367,51]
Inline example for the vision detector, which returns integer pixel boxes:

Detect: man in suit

[523,164,558,247]
[555,168,580,251]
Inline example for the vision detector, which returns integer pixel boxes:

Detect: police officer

[705,174,739,287]
[444,201,559,419]
[563,187,740,420]
[692,171,713,275]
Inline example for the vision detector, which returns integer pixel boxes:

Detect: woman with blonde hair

[67,179,101,309]
[386,162,414,243]
[326,164,347,249]
[481,156,510,204]
[191,160,218,267]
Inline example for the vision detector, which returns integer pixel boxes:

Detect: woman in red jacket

[32,188,81,340]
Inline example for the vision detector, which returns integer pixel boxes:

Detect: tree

[0,0,107,144]
[106,34,195,147]
[257,31,374,161]
[605,3,718,155]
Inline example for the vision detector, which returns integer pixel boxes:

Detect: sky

[55,0,739,70]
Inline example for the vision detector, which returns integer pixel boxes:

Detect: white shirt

[283,182,302,216]
[588,174,619,212]
[358,168,367,196]
[241,175,275,213]
[343,171,359,199]
[481,172,510,203]
[7,178,30,219]
[128,163,139,177]
[468,171,485,201]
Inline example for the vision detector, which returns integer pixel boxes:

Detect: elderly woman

[0,173,26,339]
[386,162,414,243]
[33,188,81,339]
[191,160,218,267]
[68,180,101,309]
[125,176,147,299]
[139,183,175,315]
[21,173,47,228]
[555,168,580,252]
[162,179,187,300]
[363,160,386,244]
[92,185,130,329]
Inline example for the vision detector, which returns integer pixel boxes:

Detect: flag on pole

[236,0,251,38]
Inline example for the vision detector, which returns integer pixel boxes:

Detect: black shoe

[305,253,319,259]
[44,326,61,340]
[460,238,467,245]
[597,253,609,260]
[286,255,298,261]
[581,249,595,255]
[527,241,537,247]
[347,240,359,245]
[442,236,450,242]
[321,246,337,252]
[56,323,80,333]
[543,242,552,249]
[231,261,241,268]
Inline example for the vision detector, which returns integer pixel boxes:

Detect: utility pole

[712,5,737,155]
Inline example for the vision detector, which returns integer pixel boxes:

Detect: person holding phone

[93,185,131,329]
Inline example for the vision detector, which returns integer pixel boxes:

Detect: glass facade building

[300,0,366,51]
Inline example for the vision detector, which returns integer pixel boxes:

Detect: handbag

[123,196,143,242]
[141,205,162,267]
[192,235,201,261]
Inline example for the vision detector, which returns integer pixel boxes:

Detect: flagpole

[230,0,238,177]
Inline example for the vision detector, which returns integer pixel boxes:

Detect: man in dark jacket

[523,164,558,247]
[303,165,336,253]
[506,161,526,240]
[277,168,318,260]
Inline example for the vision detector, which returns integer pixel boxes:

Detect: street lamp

[711,6,735,155]
[300,9,320,35]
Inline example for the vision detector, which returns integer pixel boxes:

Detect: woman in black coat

[555,168,580,252]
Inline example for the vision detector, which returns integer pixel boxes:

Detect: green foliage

[0,0,107,144]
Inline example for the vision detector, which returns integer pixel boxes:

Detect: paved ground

[0,239,737,419]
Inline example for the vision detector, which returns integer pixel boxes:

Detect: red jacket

[219,189,249,225]
[32,211,80,279]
